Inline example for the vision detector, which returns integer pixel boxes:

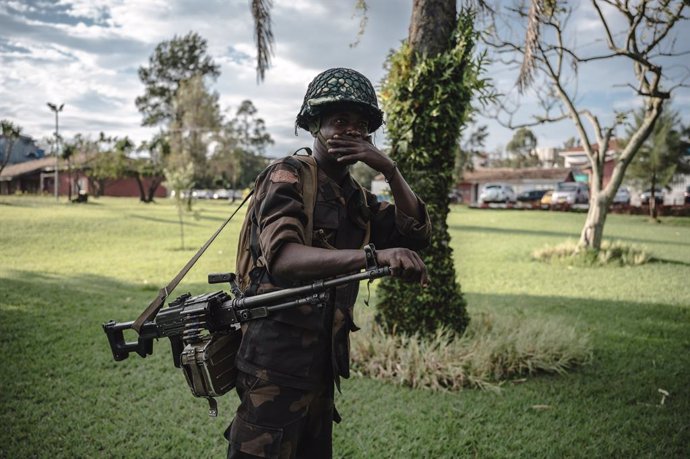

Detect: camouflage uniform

[226,156,430,458]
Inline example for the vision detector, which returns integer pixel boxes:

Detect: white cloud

[1,0,688,159]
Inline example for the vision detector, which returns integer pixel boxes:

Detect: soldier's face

[319,109,370,142]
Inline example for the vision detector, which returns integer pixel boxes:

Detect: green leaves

[136,32,220,127]
[376,10,492,337]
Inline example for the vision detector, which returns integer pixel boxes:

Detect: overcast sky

[1,0,689,158]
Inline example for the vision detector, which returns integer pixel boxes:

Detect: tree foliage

[169,74,222,193]
[377,8,491,337]
[136,31,220,126]
[626,108,689,217]
[454,122,488,180]
[209,100,273,194]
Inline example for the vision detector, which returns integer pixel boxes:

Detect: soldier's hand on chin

[375,247,429,287]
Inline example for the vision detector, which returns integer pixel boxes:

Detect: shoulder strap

[291,153,318,247]
[132,191,254,333]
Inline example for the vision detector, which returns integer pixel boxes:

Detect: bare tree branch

[251,0,274,82]
[517,0,543,93]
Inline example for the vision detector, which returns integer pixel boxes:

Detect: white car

[479,183,517,204]
[551,182,589,207]
[212,189,232,200]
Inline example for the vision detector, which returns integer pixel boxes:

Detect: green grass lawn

[1,196,688,458]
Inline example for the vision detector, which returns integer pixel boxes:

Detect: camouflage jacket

[235,155,431,390]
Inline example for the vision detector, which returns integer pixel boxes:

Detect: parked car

[685,185,690,205]
[612,186,631,205]
[540,190,553,209]
[211,189,232,200]
[517,189,547,202]
[192,189,213,199]
[551,182,589,207]
[516,189,547,209]
[640,187,665,205]
[479,183,517,204]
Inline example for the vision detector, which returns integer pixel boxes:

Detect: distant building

[0,156,57,195]
[0,134,45,165]
[0,154,167,198]
[535,147,558,168]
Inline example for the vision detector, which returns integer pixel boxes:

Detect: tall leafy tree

[504,127,540,168]
[626,108,689,219]
[376,3,490,336]
[484,0,689,249]
[210,100,273,198]
[169,75,221,206]
[136,32,220,127]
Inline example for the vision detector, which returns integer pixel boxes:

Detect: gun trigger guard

[364,243,378,271]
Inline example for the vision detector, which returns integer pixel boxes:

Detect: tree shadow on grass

[648,257,690,267]
[1,270,688,458]
[126,213,205,227]
[451,224,578,240]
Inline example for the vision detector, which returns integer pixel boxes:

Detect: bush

[532,240,651,266]
[351,311,592,392]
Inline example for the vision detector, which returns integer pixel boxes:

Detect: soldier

[227,68,431,458]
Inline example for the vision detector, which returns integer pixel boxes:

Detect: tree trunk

[146,177,162,203]
[67,158,73,202]
[408,0,456,58]
[650,172,658,220]
[579,192,608,249]
[134,175,147,202]
[377,1,474,336]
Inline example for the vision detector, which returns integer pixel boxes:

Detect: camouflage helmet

[296,68,384,133]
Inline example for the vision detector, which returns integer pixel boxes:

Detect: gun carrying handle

[102,320,154,361]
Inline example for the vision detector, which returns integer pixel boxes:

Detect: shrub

[532,240,650,266]
[350,311,592,392]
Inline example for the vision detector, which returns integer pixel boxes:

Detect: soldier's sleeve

[365,188,431,250]
[254,160,309,272]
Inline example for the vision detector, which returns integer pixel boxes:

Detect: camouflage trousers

[226,371,335,459]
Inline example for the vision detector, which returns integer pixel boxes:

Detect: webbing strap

[291,154,317,246]
[132,191,254,333]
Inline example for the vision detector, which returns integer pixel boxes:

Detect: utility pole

[47,102,64,201]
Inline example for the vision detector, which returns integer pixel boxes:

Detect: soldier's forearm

[270,243,367,281]
[387,169,424,223]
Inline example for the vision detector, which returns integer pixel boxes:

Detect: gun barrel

[231,266,391,309]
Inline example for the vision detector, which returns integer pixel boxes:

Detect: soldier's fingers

[409,252,429,287]
[388,257,403,277]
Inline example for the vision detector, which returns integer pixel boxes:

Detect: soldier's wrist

[384,162,398,183]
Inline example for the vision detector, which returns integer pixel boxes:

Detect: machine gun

[102,264,391,416]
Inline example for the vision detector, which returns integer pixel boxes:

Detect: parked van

[551,182,589,208]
